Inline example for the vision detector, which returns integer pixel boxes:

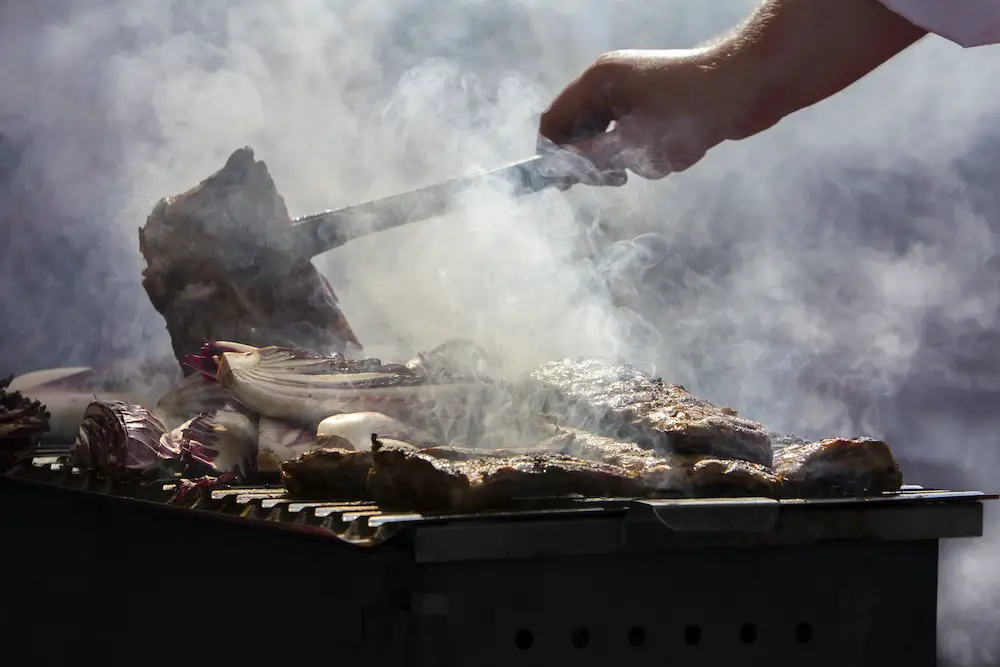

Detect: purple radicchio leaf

[71,401,169,478]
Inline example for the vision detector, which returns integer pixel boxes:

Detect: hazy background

[1,0,998,662]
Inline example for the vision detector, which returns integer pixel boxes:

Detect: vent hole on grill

[571,627,590,649]
[795,622,813,644]
[739,623,758,644]
[684,625,702,646]
[627,626,646,647]
[514,629,533,650]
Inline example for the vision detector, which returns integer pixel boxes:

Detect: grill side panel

[409,540,939,667]
[0,479,415,667]
[0,471,960,667]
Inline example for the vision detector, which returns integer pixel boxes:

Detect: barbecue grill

[1,446,992,667]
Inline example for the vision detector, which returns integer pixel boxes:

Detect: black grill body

[0,460,991,667]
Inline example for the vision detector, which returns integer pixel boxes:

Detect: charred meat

[526,359,773,466]
[639,455,781,498]
[545,426,661,471]
[280,438,373,499]
[283,427,779,506]
[775,437,903,497]
[367,440,644,511]
[139,148,360,372]
[546,427,780,497]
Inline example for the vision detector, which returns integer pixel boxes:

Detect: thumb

[538,67,616,146]
[538,68,627,187]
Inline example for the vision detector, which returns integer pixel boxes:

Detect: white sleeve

[879,0,1000,47]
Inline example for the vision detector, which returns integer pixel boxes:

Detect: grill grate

[4,454,994,558]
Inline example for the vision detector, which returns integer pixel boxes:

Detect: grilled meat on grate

[638,454,781,498]
[276,423,858,505]
[775,437,903,497]
[544,427,781,497]
[366,439,644,512]
[280,438,373,499]
[525,359,773,466]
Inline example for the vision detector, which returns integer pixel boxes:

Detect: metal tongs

[283,148,596,260]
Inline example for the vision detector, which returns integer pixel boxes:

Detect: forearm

[710,0,928,139]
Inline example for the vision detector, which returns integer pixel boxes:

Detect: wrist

[701,0,927,142]
[682,42,781,144]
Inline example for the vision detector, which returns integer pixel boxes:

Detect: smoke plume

[1,1,999,663]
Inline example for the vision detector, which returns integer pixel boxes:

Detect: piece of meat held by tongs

[140,148,363,370]
[139,129,606,373]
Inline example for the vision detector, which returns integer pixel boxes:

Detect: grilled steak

[280,424,780,505]
[525,359,773,466]
[547,427,779,497]
[546,427,660,471]
[280,437,373,499]
[415,446,547,461]
[139,147,360,373]
[639,455,781,498]
[775,437,903,497]
[367,441,644,511]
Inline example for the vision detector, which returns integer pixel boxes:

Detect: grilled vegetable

[182,341,257,379]
[71,401,169,477]
[214,344,434,424]
[211,342,508,448]
[154,372,234,431]
[0,375,50,467]
[257,416,321,474]
[315,411,433,451]
[160,407,258,479]
[7,365,159,441]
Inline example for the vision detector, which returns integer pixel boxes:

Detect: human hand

[539,48,746,186]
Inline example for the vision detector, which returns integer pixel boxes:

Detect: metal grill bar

[3,456,994,558]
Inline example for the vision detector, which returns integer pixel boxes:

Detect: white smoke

[1,1,999,663]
